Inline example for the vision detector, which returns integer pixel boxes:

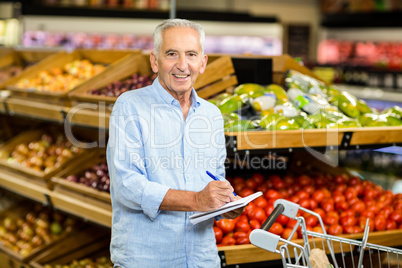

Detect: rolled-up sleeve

[107,100,169,220]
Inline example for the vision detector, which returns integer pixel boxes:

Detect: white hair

[153,18,205,59]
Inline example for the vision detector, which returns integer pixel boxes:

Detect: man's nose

[177,55,188,70]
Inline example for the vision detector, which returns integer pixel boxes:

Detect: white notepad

[189,191,263,225]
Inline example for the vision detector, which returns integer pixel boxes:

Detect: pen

[206,171,237,196]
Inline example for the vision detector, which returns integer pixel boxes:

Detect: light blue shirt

[106,78,227,267]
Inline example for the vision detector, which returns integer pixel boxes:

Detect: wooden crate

[1,49,140,104]
[193,55,238,99]
[68,52,151,105]
[0,203,87,263]
[0,128,95,181]
[50,148,111,208]
[30,236,111,268]
[270,54,326,86]
[0,48,61,88]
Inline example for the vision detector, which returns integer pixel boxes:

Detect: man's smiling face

[150,27,207,97]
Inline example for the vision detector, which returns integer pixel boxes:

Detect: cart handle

[260,203,285,231]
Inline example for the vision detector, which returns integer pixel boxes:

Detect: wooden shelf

[5,97,65,122]
[226,126,402,152]
[219,229,402,265]
[0,167,112,228]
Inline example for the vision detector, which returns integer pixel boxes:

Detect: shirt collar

[153,76,201,110]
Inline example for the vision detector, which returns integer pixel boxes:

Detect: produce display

[0,66,23,84]
[0,204,76,257]
[0,132,83,173]
[13,59,106,92]
[208,70,402,132]
[65,160,110,193]
[214,172,402,246]
[87,73,157,98]
[44,256,113,268]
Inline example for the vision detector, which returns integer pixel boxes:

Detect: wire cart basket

[250,199,402,268]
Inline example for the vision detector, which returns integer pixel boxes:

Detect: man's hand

[195,181,236,212]
[221,195,245,219]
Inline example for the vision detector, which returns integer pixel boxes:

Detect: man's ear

[150,51,159,73]
[199,54,208,74]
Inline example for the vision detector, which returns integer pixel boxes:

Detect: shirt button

[188,227,191,231]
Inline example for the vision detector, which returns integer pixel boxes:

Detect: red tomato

[244,202,256,216]
[343,226,355,234]
[254,196,268,209]
[374,215,387,231]
[344,187,358,200]
[351,200,366,214]
[321,200,334,212]
[324,214,339,226]
[296,190,310,200]
[221,235,236,246]
[213,226,223,243]
[286,219,298,229]
[359,216,374,231]
[249,219,261,230]
[278,189,289,198]
[264,189,282,200]
[264,203,274,216]
[240,188,255,197]
[236,236,250,245]
[360,210,375,219]
[283,175,295,186]
[340,209,355,219]
[233,176,245,185]
[299,198,311,209]
[235,220,250,233]
[340,215,357,227]
[335,201,349,212]
[389,210,402,224]
[312,226,324,234]
[276,214,289,226]
[305,215,318,227]
[333,193,346,204]
[348,176,361,186]
[328,224,343,235]
[298,175,312,186]
[256,184,269,194]
[245,179,258,190]
[251,173,264,186]
[313,208,326,220]
[378,206,394,219]
[314,175,327,188]
[237,215,248,223]
[233,231,248,239]
[234,183,246,194]
[269,222,284,235]
[310,199,318,210]
[248,207,267,224]
[216,219,236,234]
[312,190,325,203]
[386,219,397,230]
[282,228,298,240]
[363,187,377,199]
[271,176,286,190]
[334,174,348,184]
[289,195,300,204]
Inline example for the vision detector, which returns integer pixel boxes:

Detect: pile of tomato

[213,172,402,247]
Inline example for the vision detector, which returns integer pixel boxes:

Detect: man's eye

[167,52,176,57]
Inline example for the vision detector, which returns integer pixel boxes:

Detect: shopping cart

[250,199,402,268]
